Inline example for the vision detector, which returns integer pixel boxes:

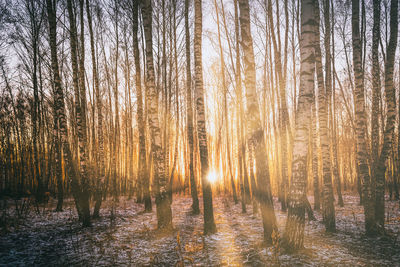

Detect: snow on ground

[0,194,399,266]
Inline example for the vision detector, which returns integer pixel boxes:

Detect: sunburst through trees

[0,0,400,265]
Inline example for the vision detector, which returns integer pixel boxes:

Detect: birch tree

[46,0,89,226]
[132,0,151,212]
[142,0,172,229]
[194,0,216,234]
[352,0,376,235]
[283,0,316,251]
[185,0,200,215]
[238,0,277,243]
[374,0,398,231]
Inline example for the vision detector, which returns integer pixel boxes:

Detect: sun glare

[207,170,218,184]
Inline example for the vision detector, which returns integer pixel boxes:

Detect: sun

[207,170,218,184]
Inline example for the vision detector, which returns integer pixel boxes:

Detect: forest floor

[1,193,400,266]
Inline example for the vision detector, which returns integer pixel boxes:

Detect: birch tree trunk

[267,0,289,211]
[283,0,315,251]
[370,0,381,225]
[321,0,336,231]
[330,1,344,207]
[375,0,398,231]
[234,0,247,213]
[46,0,63,210]
[66,0,91,227]
[133,0,151,212]
[311,86,320,211]
[46,0,86,225]
[86,0,104,218]
[185,0,200,215]
[238,0,277,243]
[398,55,400,202]
[352,0,376,235]
[313,0,335,232]
[142,0,172,229]
[194,0,216,234]
[112,0,120,201]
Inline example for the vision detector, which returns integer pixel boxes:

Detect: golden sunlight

[3,0,398,265]
[207,170,218,184]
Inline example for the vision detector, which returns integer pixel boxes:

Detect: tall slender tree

[86,0,104,218]
[194,0,217,234]
[132,0,151,212]
[142,0,172,229]
[283,0,316,251]
[238,0,277,243]
[185,0,200,215]
[314,0,335,232]
[267,0,290,211]
[352,0,376,235]
[213,0,237,204]
[46,0,87,226]
[111,0,120,201]
[330,0,344,207]
[66,0,91,227]
[233,0,247,213]
[374,0,398,231]
[370,0,381,224]
[321,0,336,231]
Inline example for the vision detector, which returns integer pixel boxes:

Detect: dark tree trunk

[185,0,200,215]
[194,0,216,234]
[374,0,398,231]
